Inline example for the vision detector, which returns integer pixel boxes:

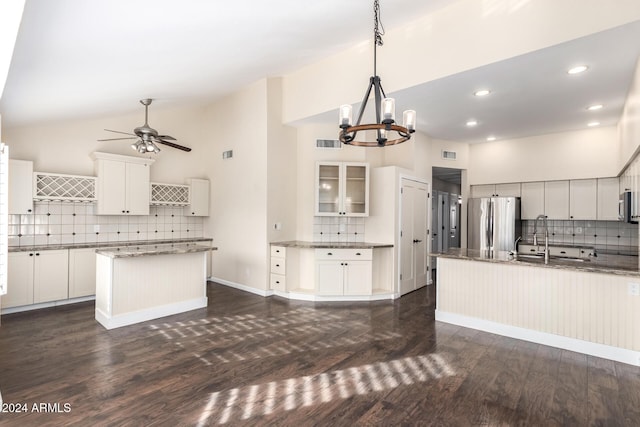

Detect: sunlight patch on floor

[196,353,456,426]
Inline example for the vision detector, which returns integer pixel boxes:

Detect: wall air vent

[222,150,233,159]
[442,150,457,160]
[316,139,342,149]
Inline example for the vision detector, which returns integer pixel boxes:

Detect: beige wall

[468,126,619,184]
[282,0,640,124]
[619,57,640,170]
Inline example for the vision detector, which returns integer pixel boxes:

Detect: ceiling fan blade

[104,129,136,136]
[97,137,138,141]
[155,139,192,152]
[157,134,176,141]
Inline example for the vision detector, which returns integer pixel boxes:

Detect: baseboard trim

[436,310,640,367]
[211,277,273,297]
[1,295,96,315]
[95,297,208,330]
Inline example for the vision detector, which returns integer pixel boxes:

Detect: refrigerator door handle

[488,198,494,251]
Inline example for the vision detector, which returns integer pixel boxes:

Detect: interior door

[400,178,429,296]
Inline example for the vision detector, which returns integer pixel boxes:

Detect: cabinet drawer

[270,257,286,274]
[314,248,372,261]
[270,245,286,257]
[270,274,286,291]
[549,247,581,258]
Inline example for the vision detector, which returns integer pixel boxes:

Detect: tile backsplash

[522,219,638,255]
[9,201,204,247]
[313,216,365,243]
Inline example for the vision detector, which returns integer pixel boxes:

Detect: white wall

[282,0,640,124]
[3,104,207,183]
[203,79,269,291]
[619,57,640,170]
[468,126,619,184]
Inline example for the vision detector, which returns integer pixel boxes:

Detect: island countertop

[433,248,640,277]
[271,240,393,249]
[96,242,217,258]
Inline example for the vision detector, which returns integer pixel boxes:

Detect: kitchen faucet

[533,214,549,264]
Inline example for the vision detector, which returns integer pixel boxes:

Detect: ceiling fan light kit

[338,0,416,147]
[98,99,191,153]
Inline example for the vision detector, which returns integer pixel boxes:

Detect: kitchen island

[95,242,216,329]
[434,248,640,366]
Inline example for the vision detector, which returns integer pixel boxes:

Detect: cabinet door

[33,250,69,304]
[316,163,341,216]
[597,177,621,221]
[343,261,372,295]
[2,252,34,308]
[569,179,597,220]
[470,184,495,198]
[495,183,521,197]
[96,159,126,215]
[521,182,545,220]
[69,248,96,298]
[343,163,369,216]
[544,181,569,220]
[184,179,209,216]
[8,159,33,215]
[125,162,150,215]
[315,261,344,295]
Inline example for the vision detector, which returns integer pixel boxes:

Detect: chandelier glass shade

[338,0,416,147]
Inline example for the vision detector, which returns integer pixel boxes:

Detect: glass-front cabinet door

[315,162,369,217]
[344,164,368,215]
[317,163,341,215]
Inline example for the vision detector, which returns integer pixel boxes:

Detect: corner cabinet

[184,178,210,216]
[315,162,369,217]
[91,152,155,215]
[315,249,373,296]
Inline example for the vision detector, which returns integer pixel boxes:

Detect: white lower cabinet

[2,250,69,309]
[269,245,287,292]
[69,248,97,298]
[314,249,372,296]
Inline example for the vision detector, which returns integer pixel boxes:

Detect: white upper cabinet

[471,183,521,198]
[184,178,210,217]
[520,182,545,220]
[597,177,621,221]
[8,159,33,214]
[544,180,569,220]
[569,179,597,220]
[316,162,369,217]
[91,152,154,215]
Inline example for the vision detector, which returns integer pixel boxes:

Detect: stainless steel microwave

[619,191,638,223]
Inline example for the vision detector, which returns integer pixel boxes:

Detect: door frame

[398,174,431,296]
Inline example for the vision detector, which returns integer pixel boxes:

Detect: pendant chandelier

[339,0,416,147]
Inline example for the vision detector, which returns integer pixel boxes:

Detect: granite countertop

[271,240,393,249]
[9,237,213,253]
[433,248,640,277]
[96,242,217,258]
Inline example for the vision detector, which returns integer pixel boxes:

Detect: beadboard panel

[437,258,640,351]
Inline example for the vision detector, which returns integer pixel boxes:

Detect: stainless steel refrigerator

[468,197,521,252]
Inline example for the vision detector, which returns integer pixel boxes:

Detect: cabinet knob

[35,253,40,256]
[126,210,130,214]
[122,210,126,213]
[29,253,33,256]
[327,252,333,256]
[275,281,280,284]
[275,264,280,267]
[356,252,361,256]
[27,209,32,213]
[192,212,195,215]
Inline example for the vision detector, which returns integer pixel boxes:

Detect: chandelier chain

[374,0,385,46]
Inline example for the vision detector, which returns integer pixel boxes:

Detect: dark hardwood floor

[1,282,639,426]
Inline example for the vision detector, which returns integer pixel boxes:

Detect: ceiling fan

[98,99,191,153]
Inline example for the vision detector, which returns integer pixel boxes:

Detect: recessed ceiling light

[587,104,603,111]
[474,89,491,97]
[466,120,478,127]
[568,65,588,75]
[486,136,496,141]
[587,121,600,127]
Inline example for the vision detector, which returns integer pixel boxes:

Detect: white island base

[95,250,208,329]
